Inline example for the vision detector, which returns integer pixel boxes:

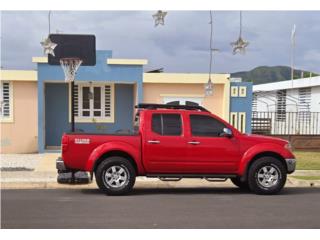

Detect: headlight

[285,143,292,151]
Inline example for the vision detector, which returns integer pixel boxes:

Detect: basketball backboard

[48,34,96,66]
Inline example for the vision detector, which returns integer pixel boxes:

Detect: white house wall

[311,86,320,112]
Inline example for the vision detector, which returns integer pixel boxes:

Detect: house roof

[253,76,320,92]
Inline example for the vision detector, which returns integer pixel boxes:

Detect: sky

[1,11,320,74]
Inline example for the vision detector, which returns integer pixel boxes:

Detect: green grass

[291,176,320,181]
[294,151,320,170]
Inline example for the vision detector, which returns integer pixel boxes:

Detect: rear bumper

[56,157,67,172]
[56,157,91,184]
[285,158,296,174]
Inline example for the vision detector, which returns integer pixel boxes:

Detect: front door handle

[188,141,200,145]
[148,140,160,144]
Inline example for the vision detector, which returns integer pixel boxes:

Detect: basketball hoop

[46,34,96,133]
[60,58,83,82]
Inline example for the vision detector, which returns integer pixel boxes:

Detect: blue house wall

[37,50,144,152]
[229,82,253,133]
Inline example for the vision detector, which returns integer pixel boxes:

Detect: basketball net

[60,58,83,82]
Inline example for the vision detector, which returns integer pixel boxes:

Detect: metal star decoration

[230,36,249,55]
[40,36,57,56]
[231,11,249,55]
[152,10,167,27]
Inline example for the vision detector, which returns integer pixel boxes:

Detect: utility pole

[291,24,296,88]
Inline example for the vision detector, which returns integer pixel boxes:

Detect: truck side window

[190,115,225,137]
[152,114,162,135]
[152,114,182,136]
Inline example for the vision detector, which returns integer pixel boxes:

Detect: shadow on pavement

[80,186,320,196]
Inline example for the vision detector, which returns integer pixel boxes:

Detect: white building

[252,76,320,135]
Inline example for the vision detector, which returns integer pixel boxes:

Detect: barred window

[0,81,11,119]
[298,87,311,122]
[276,90,286,121]
[71,83,113,121]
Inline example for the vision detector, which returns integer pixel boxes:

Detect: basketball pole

[71,80,75,132]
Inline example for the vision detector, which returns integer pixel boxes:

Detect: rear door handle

[188,141,200,145]
[148,140,160,144]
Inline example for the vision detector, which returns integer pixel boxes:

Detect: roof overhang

[143,73,230,84]
[0,70,37,81]
[107,59,148,65]
[32,57,148,66]
[32,57,48,63]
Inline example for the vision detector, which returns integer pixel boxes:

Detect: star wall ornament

[40,36,57,56]
[230,36,249,55]
[152,10,167,27]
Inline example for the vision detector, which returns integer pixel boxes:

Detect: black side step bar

[159,177,182,182]
[147,174,237,179]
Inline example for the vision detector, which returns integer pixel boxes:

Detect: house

[33,50,147,152]
[0,70,38,153]
[1,50,253,154]
[252,76,320,135]
[143,74,252,133]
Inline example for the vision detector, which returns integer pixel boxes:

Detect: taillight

[61,134,69,152]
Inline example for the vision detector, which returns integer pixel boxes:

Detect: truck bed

[62,133,141,171]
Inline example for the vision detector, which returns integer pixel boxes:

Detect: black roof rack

[135,103,209,112]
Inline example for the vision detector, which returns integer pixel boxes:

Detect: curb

[1,177,320,190]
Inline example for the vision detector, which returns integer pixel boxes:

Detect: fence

[252,111,320,135]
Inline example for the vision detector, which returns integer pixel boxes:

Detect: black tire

[95,156,136,195]
[230,177,249,190]
[248,157,287,195]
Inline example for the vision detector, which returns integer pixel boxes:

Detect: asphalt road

[2,187,320,228]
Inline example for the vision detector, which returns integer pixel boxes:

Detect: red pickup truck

[57,104,296,195]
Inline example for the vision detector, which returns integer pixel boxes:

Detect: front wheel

[95,156,136,195]
[248,157,287,195]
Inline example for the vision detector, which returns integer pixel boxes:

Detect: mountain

[231,66,318,85]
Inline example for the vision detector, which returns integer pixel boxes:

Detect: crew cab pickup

[57,103,296,195]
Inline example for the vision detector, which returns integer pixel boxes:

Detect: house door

[45,83,70,148]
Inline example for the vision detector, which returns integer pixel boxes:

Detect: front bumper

[285,158,296,174]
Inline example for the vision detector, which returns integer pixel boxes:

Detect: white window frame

[0,81,14,123]
[69,82,114,123]
[229,112,246,133]
[239,86,247,97]
[231,86,239,97]
[230,112,238,129]
[238,112,246,133]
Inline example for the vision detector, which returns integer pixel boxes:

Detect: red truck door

[185,113,241,173]
[142,112,188,173]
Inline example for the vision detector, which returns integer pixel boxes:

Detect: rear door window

[151,114,182,136]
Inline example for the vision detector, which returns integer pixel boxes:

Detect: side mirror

[221,128,233,138]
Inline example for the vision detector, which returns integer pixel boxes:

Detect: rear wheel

[95,156,136,195]
[230,177,249,190]
[248,157,287,195]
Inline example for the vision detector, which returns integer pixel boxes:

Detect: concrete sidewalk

[1,153,320,189]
